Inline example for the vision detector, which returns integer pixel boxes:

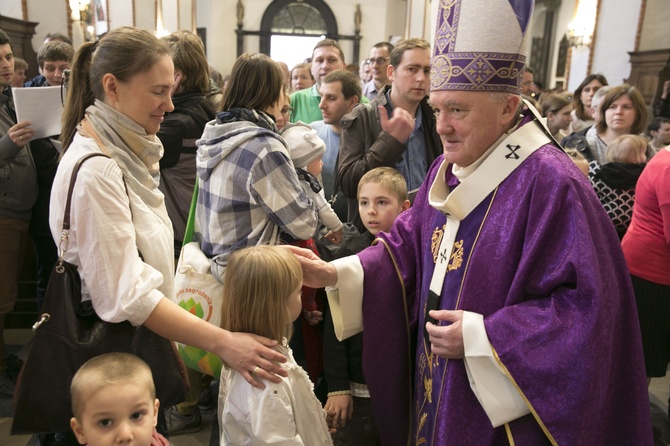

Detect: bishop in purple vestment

[290,0,653,444]
[356,112,652,445]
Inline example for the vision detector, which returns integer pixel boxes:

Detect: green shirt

[290,84,369,124]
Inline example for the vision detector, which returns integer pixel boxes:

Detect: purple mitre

[430,0,534,94]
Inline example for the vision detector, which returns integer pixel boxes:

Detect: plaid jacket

[195,119,319,278]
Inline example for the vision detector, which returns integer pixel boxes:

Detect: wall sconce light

[566,22,592,47]
[566,0,596,49]
[69,0,95,41]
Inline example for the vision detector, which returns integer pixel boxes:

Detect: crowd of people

[0,0,669,443]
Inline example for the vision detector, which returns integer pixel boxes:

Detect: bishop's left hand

[426,310,465,359]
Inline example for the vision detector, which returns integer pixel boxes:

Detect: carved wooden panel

[627,49,670,106]
[0,14,39,78]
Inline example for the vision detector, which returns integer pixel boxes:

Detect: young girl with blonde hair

[218,245,333,445]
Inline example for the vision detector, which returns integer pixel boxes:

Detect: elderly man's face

[430,90,519,167]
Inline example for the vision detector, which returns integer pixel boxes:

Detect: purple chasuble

[358,118,652,445]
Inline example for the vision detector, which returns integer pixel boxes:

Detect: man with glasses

[362,42,394,101]
[338,38,442,231]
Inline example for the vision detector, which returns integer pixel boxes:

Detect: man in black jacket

[337,38,442,231]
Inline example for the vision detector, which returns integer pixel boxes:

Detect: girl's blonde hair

[606,134,648,163]
[220,246,303,342]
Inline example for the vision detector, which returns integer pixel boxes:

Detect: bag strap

[63,153,111,231]
[182,180,199,245]
[57,152,111,271]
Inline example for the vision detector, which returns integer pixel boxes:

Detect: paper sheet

[12,86,64,140]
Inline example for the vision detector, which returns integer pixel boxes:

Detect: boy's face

[40,59,71,86]
[358,182,410,236]
[71,382,159,446]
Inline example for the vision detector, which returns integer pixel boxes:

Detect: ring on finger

[252,366,261,375]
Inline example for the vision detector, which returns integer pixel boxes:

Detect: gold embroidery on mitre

[431,225,446,263]
[447,240,464,271]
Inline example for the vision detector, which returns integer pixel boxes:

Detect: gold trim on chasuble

[372,237,414,446]
[504,423,516,445]
[417,188,500,446]
[431,225,464,270]
[492,347,558,445]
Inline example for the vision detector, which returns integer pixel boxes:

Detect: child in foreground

[324,167,410,445]
[70,352,168,446]
[218,245,333,445]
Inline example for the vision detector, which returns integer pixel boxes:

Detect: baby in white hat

[281,122,343,244]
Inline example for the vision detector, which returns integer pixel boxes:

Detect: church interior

[0,0,669,444]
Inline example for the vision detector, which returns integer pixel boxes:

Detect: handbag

[11,153,188,435]
[172,181,225,377]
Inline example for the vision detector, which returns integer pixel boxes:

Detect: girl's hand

[325,228,343,244]
[303,309,323,325]
[324,395,353,429]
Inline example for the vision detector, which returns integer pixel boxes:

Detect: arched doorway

[259,0,338,56]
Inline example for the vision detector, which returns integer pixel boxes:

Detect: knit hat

[280,121,326,169]
[431,0,534,94]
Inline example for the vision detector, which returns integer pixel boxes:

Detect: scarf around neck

[78,100,170,227]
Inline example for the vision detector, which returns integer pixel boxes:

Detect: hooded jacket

[195,115,319,279]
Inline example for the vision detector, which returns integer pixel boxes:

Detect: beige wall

[198,0,406,77]
[638,0,670,51]
[4,0,668,95]
[0,0,194,59]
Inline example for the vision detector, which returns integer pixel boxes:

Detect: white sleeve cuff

[462,311,530,427]
[326,256,364,341]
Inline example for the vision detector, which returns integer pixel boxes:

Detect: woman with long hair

[51,27,288,445]
[570,73,608,133]
[586,84,649,165]
[540,92,573,141]
[195,53,319,282]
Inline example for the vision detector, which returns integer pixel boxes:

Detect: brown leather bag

[11,153,188,434]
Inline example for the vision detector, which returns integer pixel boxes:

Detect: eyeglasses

[366,57,390,65]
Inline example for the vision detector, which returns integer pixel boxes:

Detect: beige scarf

[77,99,170,229]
